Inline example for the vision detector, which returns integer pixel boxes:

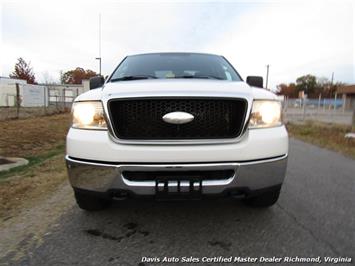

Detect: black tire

[243,187,281,208]
[74,191,111,211]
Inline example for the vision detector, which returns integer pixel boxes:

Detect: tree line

[277,74,344,98]
[9,57,98,85]
[8,58,345,98]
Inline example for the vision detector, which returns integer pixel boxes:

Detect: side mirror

[246,76,263,88]
[89,76,105,90]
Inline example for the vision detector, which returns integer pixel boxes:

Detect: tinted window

[110,53,241,81]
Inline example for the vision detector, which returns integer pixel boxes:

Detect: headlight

[72,101,107,129]
[249,100,282,128]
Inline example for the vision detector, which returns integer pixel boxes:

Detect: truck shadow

[19,196,300,265]
[75,197,277,251]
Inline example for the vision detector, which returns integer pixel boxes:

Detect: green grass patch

[287,122,355,159]
[0,144,65,180]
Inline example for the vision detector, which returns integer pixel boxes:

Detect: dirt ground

[0,156,75,260]
[0,113,72,220]
[0,113,71,157]
[0,166,74,261]
[0,113,75,260]
[0,155,68,218]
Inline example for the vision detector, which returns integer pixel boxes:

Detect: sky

[0,0,354,89]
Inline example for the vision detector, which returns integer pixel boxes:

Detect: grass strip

[0,144,65,180]
[286,122,355,159]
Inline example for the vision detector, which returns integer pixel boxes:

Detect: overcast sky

[0,0,354,89]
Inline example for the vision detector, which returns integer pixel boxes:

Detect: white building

[0,77,89,107]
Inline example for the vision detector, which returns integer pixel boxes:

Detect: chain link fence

[0,83,87,120]
[283,97,353,125]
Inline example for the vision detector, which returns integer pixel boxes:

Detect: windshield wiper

[111,75,157,82]
[172,75,224,80]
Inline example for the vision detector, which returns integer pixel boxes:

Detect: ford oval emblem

[162,111,194,125]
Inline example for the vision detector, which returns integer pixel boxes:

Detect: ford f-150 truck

[66,52,288,211]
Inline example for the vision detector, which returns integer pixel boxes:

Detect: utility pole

[95,57,101,75]
[265,64,270,89]
[331,72,334,85]
[331,72,337,112]
[96,13,102,75]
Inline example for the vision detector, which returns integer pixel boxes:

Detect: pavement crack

[138,230,149,237]
[123,222,138,230]
[84,226,150,243]
[276,202,341,256]
[208,240,232,251]
[85,229,123,242]
[108,256,120,263]
[125,230,136,238]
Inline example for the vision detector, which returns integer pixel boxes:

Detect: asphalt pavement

[2,139,355,266]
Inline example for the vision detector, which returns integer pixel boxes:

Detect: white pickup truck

[66,53,288,211]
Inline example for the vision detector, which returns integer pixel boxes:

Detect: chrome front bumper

[66,155,288,197]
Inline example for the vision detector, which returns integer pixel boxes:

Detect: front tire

[243,186,281,208]
[74,190,111,211]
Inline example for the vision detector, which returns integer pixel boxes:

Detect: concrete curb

[0,157,29,172]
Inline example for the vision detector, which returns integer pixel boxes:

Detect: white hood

[75,79,277,101]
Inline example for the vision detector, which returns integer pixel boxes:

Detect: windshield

[109,53,242,82]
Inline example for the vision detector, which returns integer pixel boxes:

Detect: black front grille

[108,98,247,140]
